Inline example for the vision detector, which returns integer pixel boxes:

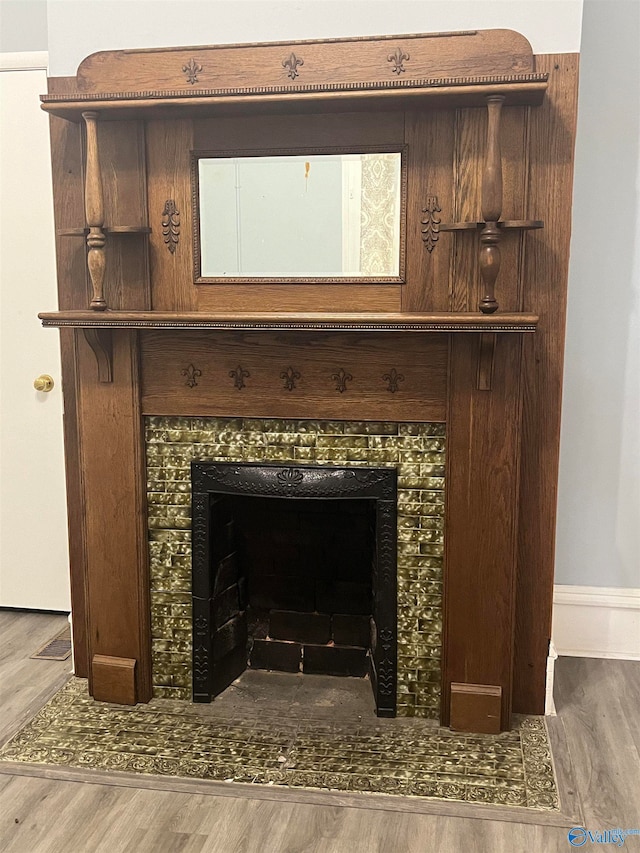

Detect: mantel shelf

[41,75,548,122]
[439,219,544,232]
[39,310,539,333]
[57,225,152,237]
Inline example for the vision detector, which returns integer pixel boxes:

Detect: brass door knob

[34,374,54,392]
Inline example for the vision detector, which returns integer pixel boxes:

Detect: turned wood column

[82,111,107,310]
[479,96,504,314]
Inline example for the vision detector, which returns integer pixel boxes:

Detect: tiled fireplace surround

[146,416,446,718]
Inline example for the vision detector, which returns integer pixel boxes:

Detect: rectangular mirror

[194,151,404,281]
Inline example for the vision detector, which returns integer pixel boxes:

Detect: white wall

[45,0,583,76]
[555,0,640,589]
[0,1,48,53]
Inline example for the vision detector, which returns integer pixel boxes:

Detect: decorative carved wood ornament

[383,368,405,393]
[280,366,301,391]
[182,58,202,84]
[387,47,409,75]
[161,200,180,253]
[421,196,442,253]
[331,368,353,393]
[181,363,201,388]
[229,365,250,390]
[282,52,304,80]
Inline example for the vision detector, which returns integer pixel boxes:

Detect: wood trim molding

[450,683,502,734]
[92,654,137,704]
[40,79,548,122]
[40,310,539,333]
[190,143,408,286]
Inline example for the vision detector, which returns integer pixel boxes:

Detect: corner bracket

[83,327,113,382]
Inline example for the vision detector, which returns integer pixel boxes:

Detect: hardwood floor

[1,611,639,852]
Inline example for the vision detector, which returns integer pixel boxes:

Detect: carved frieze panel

[139,331,448,422]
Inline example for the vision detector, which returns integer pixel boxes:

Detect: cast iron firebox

[191,462,398,717]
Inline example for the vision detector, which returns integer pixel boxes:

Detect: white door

[0,53,70,610]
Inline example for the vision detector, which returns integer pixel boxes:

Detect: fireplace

[147,416,444,719]
[40,31,579,732]
[191,461,398,716]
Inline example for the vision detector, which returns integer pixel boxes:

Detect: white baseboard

[552,585,640,660]
[545,641,558,715]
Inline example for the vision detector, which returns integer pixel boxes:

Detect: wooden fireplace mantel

[42,28,579,733]
[39,310,539,332]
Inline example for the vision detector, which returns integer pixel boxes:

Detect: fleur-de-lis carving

[182,57,202,84]
[280,366,301,391]
[387,47,409,75]
[276,468,304,486]
[181,363,202,388]
[283,52,304,80]
[161,200,180,254]
[382,368,405,393]
[331,367,353,393]
[229,365,250,390]
[421,196,442,253]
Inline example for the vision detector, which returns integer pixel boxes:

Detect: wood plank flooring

[1,611,639,853]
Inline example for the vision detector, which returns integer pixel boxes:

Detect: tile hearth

[0,676,559,810]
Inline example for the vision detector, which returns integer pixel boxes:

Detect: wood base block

[450,683,503,733]
[92,654,137,704]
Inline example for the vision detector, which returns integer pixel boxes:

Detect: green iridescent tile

[342,421,399,436]
[316,435,369,449]
[143,415,446,713]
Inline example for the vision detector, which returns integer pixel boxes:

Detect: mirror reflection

[197,152,402,279]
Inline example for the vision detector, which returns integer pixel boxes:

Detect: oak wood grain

[41,80,548,124]
[403,110,454,312]
[443,332,524,729]
[97,120,150,311]
[513,55,580,715]
[39,310,539,332]
[71,30,536,95]
[193,110,405,153]
[92,655,137,705]
[146,119,197,312]
[196,284,403,314]
[47,79,91,676]
[76,330,152,701]
[58,330,89,676]
[140,330,448,422]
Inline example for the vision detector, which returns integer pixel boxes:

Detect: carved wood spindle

[479,95,505,314]
[82,111,107,310]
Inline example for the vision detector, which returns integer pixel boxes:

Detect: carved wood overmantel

[41,29,579,733]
